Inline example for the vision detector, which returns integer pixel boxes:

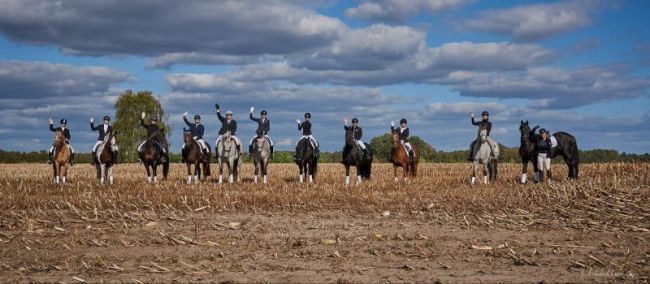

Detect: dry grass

[0,162,648,282]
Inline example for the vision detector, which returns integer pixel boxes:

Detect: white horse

[471,129,499,185]
[216,131,240,183]
[251,133,271,184]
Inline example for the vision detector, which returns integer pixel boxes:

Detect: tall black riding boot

[91,152,96,165]
[181,148,186,163]
[539,171,544,183]
[70,153,75,166]
[270,145,274,159]
[47,152,53,164]
[409,150,415,162]
[249,144,254,159]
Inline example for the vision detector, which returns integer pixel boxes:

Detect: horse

[216,131,240,184]
[519,121,579,183]
[390,129,419,181]
[295,137,318,183]
[94,130,118,185]
[251,131,271,183]
[51,131,71,184]
[471,129,499,185]
[140,132,169,183]
[341,129,372,186]
[182,130,211,184]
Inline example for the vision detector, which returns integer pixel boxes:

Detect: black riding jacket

[391,126,409,142]
[217,112,237,135]
[298,121,312,135]
[536,137,552,154]
[90,122,112,141]
[141,119,163,138]
[183,116,205,139]
[471,118,492,136]
[344,125,363,140]
[250,113,270,135]
[49,124,71,141]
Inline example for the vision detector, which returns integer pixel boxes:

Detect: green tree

[369,133,437,162]
[113,90,172,162]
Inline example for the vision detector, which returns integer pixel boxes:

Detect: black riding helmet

[103,116,110,121]
[400,118,407,124]
[151,116,158,121]
[482,111,489,117]
[261,110,267,116]
[60,119,67,125]
[539,128,548,134]
[351,117,359,123]
[304,112,311,118]
[194,115,201,120]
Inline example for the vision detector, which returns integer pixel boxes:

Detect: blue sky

[0,0,648,153]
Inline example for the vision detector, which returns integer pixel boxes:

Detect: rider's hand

[215,103,220,111]
[470,112,474,118]
[48,118,53,125]
[141,112,145,119]
[90,117,94,123]
[250,106,254,113]
[183,111,188,117]
[391,121,395,127]
[296,119,301,124]
[344,118,348,125]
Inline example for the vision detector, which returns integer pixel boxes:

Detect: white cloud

[346,0,470,23]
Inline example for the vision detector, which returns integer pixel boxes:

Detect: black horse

[295,138,318,183]
[341,129,372,185]
[519,120,579,183]
[140,132,170,183]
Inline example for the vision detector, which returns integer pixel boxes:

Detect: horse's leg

[262,158,268,184]
[483,161,489,184]
[194,161,200,183]
[186,162,192,184]
[393,165,398,182]
[62,164,68,184]
[53,163,59,184]
[228,157,234,183]
[308,160,314,183]
[344,165,350,186]
[471,161,477,185]
[100,164,106,185]
[402,162,409,180]
[108,165,114,185]
[299,162,304,183]
[152,162,158,183]
[412,162,418,178]
[520,159,528,184]
[254,160,259,183]
[145,164,152,183]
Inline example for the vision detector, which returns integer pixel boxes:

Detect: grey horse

[251,132,271,183]
[471,129,499,185]
[216,131,240,183]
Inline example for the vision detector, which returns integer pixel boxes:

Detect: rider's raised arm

[216,111,225,123]
[49,123,57,132]
[249,112,259,122]
[471,117,480,126]
[140,118,148,128]
[183,115,192,127]
[298,122,303,131]
[90,121,100,131]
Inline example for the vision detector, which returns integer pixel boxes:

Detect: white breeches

[50,145,74,154]
[537,153,551,171]
[355,140,366,150]
[250,135,274,146]
[297,135,319,148]
[93,141,103,152]
[183,138,208,151]
[216,135,241,146]
[402,142,413,152]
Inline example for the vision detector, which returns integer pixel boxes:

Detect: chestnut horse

[52,131,71,184]
[390,129,419,181]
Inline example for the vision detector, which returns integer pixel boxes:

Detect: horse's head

[391,129,400,145]
[255,134,266,150]
[345,129,354,145]
[109,130,118,146]
[519,120,530,142]
[183,129,192,143]
[479,129,488,143]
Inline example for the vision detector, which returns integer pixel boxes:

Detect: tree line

[3,90,647,164]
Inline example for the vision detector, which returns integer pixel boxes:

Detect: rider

[181,112,208,162]
[391,118,415,161]
[295,112,320,161]
[215,104,243,155]
[90,115,118,165]
[48,118,75,165]
[344,117,369,159]
[138,112,167,163]
[534,128,552,182]
[249,106,273,159]
[468,111,495,161]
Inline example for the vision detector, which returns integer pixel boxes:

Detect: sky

[0,0,649,153]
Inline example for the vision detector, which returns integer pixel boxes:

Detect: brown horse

[140,133,169,183]
[182,131,211,184]
[95,130,118,185]
[52,131,71,184]
[390,129,419,181]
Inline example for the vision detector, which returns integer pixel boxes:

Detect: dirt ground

[0,163,648,283]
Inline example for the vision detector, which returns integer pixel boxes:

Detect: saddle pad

[550,135,558,148]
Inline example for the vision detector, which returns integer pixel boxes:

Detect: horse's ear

[520,120,524,125]
[525,120,528,125]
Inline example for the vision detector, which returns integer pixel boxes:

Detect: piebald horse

[95,130,118,185]
[51,131,71,184]
[390,129,419,181]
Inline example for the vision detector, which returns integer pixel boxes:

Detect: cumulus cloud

[346,0,470,23]
[0,61,132,100]
[444,65,650,108]
[465,0,608,41]
[0,0,344,57]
